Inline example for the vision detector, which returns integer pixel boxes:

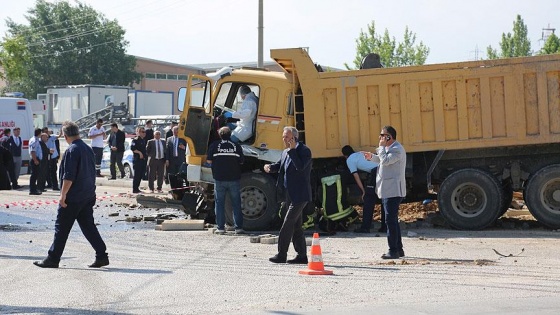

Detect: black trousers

[277,193,308,258]
[29,160,47,192]
[133,159,147,191]
[47,197,107,262]
[46,159,59,189]
[93,147,103,175]
[110,151,125,179]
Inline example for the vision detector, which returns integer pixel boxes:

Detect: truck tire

[438,168,503,230]
[124,164,133,179]
[524,164,560,229]
[225,173,279,231]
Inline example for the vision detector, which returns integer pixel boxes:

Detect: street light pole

[258,0,263,68]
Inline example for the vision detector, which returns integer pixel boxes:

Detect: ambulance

[0,97,34,174]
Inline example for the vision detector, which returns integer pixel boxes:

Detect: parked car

[100,138,134,178]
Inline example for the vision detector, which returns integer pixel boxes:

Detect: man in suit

[6,127,23,188]
[264,126,312,264]
[146,130,166,193]
[165,126,187,182]
[131,127,147,194]
[365,125,406,259]
[107,123,126,180]
[1,128,16,189]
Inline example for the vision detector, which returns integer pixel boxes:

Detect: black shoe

[354,228,370,233]
[42,189,47,192]
[108,177,117,180]
[88,257,109,268]
[381,251,401,259]
[398,249,405,257]
[45,185,52,189]
[132,190,141,194]
[287,255,308,264]
[13,185,22,189]
[33,257,59,268]
[269,254,287,264]
[29,191,42,195]
[378,226,387,233]
[121,174,126,179]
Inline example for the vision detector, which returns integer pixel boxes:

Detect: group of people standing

[266,125,406,263]
[0,127,23,190]
[86,118,187,194]
[129,121,186,194]
[0,126,60,195]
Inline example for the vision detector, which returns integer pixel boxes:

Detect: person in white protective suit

[230,85,258,143]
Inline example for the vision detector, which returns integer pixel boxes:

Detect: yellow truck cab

[179,47,560,231]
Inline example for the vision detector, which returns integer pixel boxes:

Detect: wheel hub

[451,183,487,217]
[541,179,560,212]
[241,187,267,219]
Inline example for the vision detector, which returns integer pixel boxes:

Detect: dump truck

[176,47,560,231]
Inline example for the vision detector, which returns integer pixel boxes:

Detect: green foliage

[0,0,141,98]
[539,32,560,55]
[345,21,430,70]
[486,14,531,59]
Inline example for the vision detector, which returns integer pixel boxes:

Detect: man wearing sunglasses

[131,127,147,193]
[364,125,406,259]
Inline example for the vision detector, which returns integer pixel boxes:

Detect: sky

[1,0,559,69]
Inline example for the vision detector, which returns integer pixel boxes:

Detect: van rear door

[0,97,33,174]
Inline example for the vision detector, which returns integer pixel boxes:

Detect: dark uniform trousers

[133,159,147,191]
[48,197,107,262]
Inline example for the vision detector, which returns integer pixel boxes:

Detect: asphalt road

[1,179,560,314]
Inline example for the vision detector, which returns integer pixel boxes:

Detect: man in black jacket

[131,127,147,193]
[165,126,187,182]
[108,123,126,179]
[264,126,312,264]
[6,127,23,188]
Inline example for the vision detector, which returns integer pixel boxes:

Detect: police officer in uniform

[33,120,109,268]
[131,127,147,193]
[206,127,244,234]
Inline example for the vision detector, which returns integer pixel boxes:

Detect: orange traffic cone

[299,232,333,275]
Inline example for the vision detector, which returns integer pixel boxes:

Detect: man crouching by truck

[363,125,406,259]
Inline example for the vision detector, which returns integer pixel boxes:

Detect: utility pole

[257,0,263,68]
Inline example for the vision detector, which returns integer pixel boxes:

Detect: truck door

[178,75,214,158]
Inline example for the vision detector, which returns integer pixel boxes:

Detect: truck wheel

[124,164,132,178]
[524,164,560,229]
[438,168,502,230]
[225,173,279,231]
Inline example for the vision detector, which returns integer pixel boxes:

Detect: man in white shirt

[88,118,106,177]
[230,85,258,143]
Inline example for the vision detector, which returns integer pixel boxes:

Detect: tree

[487,14,531,59]
[0,0,141,98]
[345,21,430,70]
[539,32,560,55]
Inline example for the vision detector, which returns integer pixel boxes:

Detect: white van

[0,97,34,174]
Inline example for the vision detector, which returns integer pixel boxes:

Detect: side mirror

[177,87,186,112]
